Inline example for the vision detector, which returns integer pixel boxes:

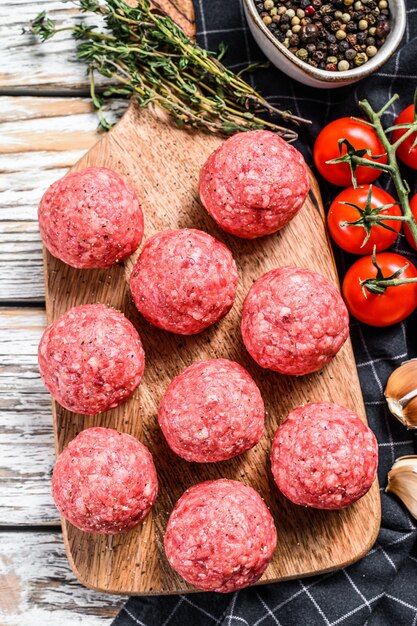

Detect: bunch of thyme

[31,0,309,139]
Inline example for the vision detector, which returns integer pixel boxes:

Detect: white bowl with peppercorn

[243,0,406,88]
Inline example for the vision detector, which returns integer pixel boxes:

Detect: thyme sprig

[328,92,417,248]
[31,1,310,139]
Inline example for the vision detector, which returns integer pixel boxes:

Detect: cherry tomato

[392,105,417,170]
[314,117,387,187]
[342,252,417,326]
[404,194,417,250]
[327,185,401,255]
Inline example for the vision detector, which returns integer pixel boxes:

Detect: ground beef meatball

[158,359,264,462]
[130,229,238,335]
[199,130,310,239]
[38,167,143,268]
[241,266,349,376]
[52,427,158,534]
[271,402,378,509]
[164,479,277,592]
[38,304,144,414]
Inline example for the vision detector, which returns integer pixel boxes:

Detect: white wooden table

[0,3,129,624]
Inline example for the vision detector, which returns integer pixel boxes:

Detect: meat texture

[164,479,277,592]
[52,427,158,534]
[130,229,238,335]
[241,266,349,376]
[199,130,310,239]
[38,304,145,414]
[271,402,378,509]
[38,167,143,268]
[158,359,264,462]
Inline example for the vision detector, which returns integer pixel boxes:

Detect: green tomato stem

[358,98,417,248]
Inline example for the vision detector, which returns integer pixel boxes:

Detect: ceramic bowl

[243,0,406,89]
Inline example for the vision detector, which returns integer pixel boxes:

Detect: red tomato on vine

[314,118,387,187]
[327,185,401,254]
[392,105,417,170]
[342,251,417,327]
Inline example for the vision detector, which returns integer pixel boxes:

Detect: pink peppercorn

[305,5,316,16]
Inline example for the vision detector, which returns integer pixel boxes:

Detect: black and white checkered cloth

[113,2,417,624]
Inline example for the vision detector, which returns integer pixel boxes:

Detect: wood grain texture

[44,102,381,595]
[0,308,60,525]
[0,96,127,303]
[1,0,194,91]
[0,531,123,626]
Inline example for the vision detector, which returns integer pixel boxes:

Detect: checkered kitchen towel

[113,1,417,624]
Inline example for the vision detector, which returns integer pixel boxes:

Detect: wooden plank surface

[0,531,123,626]
[1,1,106,92]
[45,101,380,595]
[1,0,194,92]
[0,308,59,525]
[0,96,126,303]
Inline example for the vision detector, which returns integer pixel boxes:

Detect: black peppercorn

[376,20,391,37]
[253,0,391,72]
[300,23,319,41]
[345,48,356,60]
[313,50,325,61]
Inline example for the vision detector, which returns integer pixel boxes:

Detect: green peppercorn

[297,8,305,18]
[354,52,368,65]
[264,0,274,10]
[336,29,347,39]
[296,47,308,59]
[341,13,351,22]
[286,8,296,18]
[326,55,338,63]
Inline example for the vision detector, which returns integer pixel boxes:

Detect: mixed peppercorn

[255,0,391,71]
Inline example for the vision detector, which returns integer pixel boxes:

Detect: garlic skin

[385,359,417,429]
[386,456,417,520]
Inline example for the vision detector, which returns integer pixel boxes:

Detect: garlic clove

[386,456,417,520]
[384,359,417,429]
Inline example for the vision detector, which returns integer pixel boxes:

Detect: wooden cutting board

[43,0,381,595]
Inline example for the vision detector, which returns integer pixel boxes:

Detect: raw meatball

[164,479,277,592]
[271,403,378,509]
[158,359,264,462]
[38,167,143,268]
[38,304,144,414]
[52,427,158,534]
[130,229,238,335]
[241,266,349,376]
[199,130,309,239]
